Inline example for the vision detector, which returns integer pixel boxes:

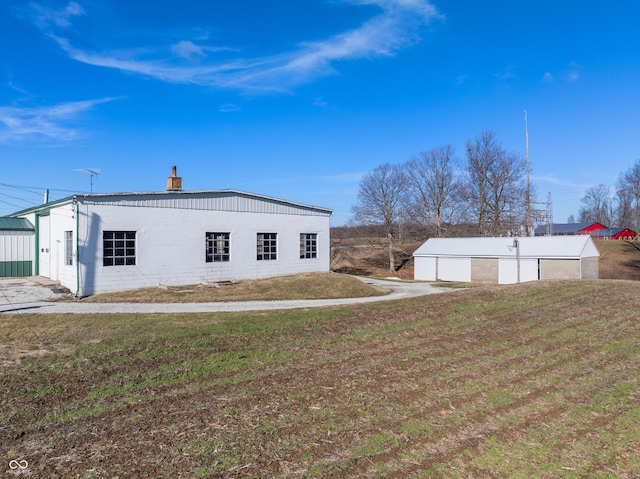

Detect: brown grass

[596,240,640,280]
[78,272,388,303]
[331,240,420,280]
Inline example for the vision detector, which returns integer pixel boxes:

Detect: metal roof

[9,190,332,217]
[589,228,635,238]
[413,236,600,259]
[534,222,605,235]
[0,217,34,231]
[8,195,74,217]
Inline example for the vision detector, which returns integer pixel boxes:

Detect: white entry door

[38,214,51,278]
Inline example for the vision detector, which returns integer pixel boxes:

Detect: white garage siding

[438,257,471,282]
[0,219,34,277]
[498,258,539,284]
[413,236,599,284]
[414,256,437,281]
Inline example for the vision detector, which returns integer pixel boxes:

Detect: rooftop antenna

[524,110,531,236]
[75,168,101,193]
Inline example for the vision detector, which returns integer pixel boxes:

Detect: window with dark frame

[103,231,136,266]
[257,233,277,261]
[206,232,230,262]
[300,233,317,259]
[64,230,73,266]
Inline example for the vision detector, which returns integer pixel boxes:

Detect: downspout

[74,197,80,297]
[34,214,40,276]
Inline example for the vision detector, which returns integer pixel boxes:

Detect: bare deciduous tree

[463,130,527,236]
[578,184,612,225]
[463,130,496,236]
[405,145,463,238]
[486,149,527,236]
[351,163,407,273]
[615,159,640,231]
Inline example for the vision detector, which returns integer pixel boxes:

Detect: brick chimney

[167,165,182,191]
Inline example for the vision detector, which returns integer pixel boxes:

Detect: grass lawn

[75,272,389,303]
[2,279,640,478]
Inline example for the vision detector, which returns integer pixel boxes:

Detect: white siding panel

[498,258,517,284]
[499,258,538,284]
[414,256,436,281]
[437,257,470,282]
[49,204,77,286]
[0,231,33,261]
[520,259,539,283]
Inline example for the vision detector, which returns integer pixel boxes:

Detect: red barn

[589,228,638,240]
[534,222,606,236]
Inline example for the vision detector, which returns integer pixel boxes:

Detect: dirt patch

[0,342,76,367]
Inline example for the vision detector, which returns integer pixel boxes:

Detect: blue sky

[1,0,639,226]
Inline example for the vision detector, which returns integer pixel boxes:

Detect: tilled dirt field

[2,280,640,478]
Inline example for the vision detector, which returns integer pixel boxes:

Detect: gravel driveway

[0,276,450,314]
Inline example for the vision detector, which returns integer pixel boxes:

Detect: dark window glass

[103,231,136,266]
[206,232,230,262]
[300,233,318,259]
[257,233,277,261]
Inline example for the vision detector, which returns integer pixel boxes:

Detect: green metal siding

[0,261,32,277]
[0,217,34,231]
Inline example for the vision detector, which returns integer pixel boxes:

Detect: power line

[0,182,78,195]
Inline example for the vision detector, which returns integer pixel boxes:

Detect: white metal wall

[498,258,539,284]
[47,204,77,286]
[0,231,33,262]
[437,257,471,282]
[74,202,330,296]
[80,192,330,217]
[414,256,437,281]
[17,204,77,285]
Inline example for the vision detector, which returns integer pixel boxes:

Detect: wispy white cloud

[171,40,206,59]
[540,62,581,84]
[219,103,241,113]
[313,97,328,107]
[455,74,468,85]
[0,97,120,142]
[27,0,442,93]
[170,40,235,59]
[532,175,592,190]
[495,66,517,81]
[566,61,582,82]
[28,1,84,28]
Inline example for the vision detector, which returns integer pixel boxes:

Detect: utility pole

[524,110,532,236]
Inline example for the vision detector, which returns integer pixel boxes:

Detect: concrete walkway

[0,276,451,314]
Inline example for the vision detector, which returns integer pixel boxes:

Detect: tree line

[350,129,640,272]
[575,160,640,233]
[350,130,530,272]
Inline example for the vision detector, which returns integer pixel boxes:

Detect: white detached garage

[413,236,600,284]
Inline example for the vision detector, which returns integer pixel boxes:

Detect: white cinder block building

[8,169,332,296]
[413,236,600,284]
